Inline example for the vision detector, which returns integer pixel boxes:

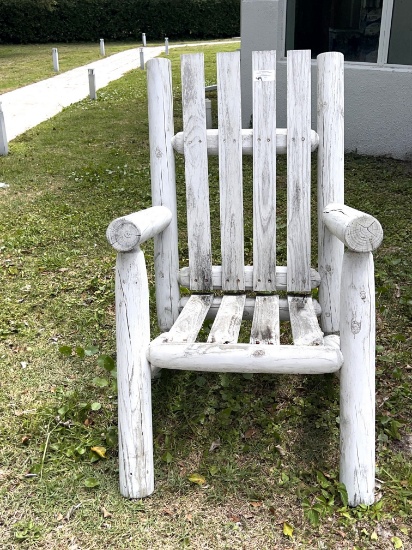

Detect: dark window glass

[286,0,382,62]
[388,0,412,65]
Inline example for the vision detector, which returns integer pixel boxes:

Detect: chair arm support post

[106,206,172,252]
[323,203,383,252]
[339,250,375,506]
[115,247,154,498]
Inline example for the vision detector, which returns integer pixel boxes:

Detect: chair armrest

[106,206,172,252]
[323,203,383,252]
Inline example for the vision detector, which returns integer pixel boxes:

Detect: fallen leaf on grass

[209,439,221,452]
[249,501,262,508]
[101,507,112,519]
[391,537,403,549]
[244,428,257,439]
[91,446,106,458]
[188,473,206,485]
[283,522,294,538]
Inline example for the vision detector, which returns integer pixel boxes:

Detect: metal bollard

[165,37,169,55]
[142,33,146,47]
[140,48,145,70]
[52,48,59,72]
[205,98,212,129]
[0,102,8,156]
[88,68,97,100]
[100,39,105,57]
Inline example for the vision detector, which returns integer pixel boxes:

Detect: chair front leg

[339,250,375,506]
[116,246,154,498]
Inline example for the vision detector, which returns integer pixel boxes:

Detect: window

[285,0,412,65]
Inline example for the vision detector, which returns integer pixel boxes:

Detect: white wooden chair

[106,50,383,506]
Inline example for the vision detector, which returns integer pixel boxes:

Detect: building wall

[240,0,412,160]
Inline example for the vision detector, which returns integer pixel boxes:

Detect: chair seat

[148,294,343,374]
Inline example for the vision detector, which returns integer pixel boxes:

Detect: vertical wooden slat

[287,50,312,293]
[317,52,344,334]
[181,54,213,291]
[147,58,181,330]
[217,51,245,292]
[252,50,277,292]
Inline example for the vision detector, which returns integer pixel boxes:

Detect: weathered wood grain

[181,54,213,290]
[217,51,245,291]
[323,203,383,252]
[179,295,322,321]
[250,295,280,345]
[252,50,277,291]
[207,294,246,344]
[106,206,172,252]
[317,52,344,334]
[287,49,312,293]
[340,251,376,506]
[115,248,154,498]
[178,265,321,290]
[288,295,324,346]
[148,341,343,374]
[147,58,180,330]
[162,294,213,343]
[171,128,320,156]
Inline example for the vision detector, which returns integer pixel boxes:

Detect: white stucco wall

[241,0,412,160]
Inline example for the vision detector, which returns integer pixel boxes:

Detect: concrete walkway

[0,41,239,142]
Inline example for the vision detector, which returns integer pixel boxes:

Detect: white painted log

[171,128,319,156]
[148,340,343,374]
[147,58,180,330]
[140,48,145,70]
[142,33,147,47]
[116,247,154,498]
[323,203,383,252]
[340,251,375,506]
[252,50,277,291]
[178,265,321,290]
[52,47,59,72]
[99,38,105,57]
[107,206,172,252]
[88,68,97,100]
[217,51,245,291]
[207,295,246,344]
[317,52,344,334]
[288,296,324,346]
[0,102,8,156]
[179,295,321,321]
[287,50,312,293]
[163,294,213,343]
[250,295,280,344]
[181,54,213,290]
[165,37,169,55]
[205,98,212,129]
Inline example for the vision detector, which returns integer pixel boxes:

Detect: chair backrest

[147,49,344,334]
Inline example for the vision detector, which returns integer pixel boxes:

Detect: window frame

[280,0,399,66]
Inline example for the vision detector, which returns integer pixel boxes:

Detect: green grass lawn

[0,42,145,93]
[0,42,411,549]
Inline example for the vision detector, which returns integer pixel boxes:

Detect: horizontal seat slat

[148,341,343,374]
[250,295,280,345]
[171,129,320,156]
[288,296,324,346]
[207,294,246,344]
[178,265,321,290]
[162,294,213,343]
